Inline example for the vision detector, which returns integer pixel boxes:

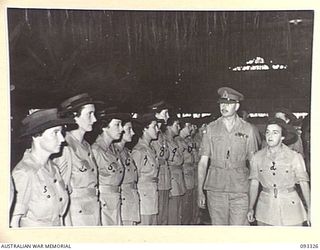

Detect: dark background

[8,9,313,165]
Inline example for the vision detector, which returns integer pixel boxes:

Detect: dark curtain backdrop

[8,9,313,115]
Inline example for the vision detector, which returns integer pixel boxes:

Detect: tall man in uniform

[198,87,258,225]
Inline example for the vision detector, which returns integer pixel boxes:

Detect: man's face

[104,119,123,140]
[122,122,135,143]
[156,109,169,123]
[265,124,284,148]
[37,126,65,154]
[220,102,239,118]
[145,120,159,140]
[74,104,97,132]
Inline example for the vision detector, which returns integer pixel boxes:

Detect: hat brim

[217,98,239,104]
[20,117,75,137]
[61,100,104,114]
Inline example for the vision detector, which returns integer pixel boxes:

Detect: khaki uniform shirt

[12,150,69,227]
[200,115,258,193]
[176,136,195,190]
[132,138,159,215]
[54,132,100,226]
[115,145,140,222]
[165,135,186,196]
[249,144,309,225]
[151,132,171,190]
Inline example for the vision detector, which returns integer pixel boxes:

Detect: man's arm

[247,179,259,222]
[198,155,209,208]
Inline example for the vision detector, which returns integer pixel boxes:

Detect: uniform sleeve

[246,125,258,161]
[292,152,309,183]
[248,154,259,181]
[199,129,211,157]
[52,146,72,190]
[12,169,32,216]
[131,150,144,175]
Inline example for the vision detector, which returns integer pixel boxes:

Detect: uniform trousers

[140,214,158,225]
[157,190,170,225]
[168,195,183,225]
[206,191,249,225]
[192,188,200,224]
[181,189,193,225]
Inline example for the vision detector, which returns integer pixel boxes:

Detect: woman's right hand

[247,208,255,223]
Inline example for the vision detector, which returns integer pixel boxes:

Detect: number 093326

[300,244,319,248]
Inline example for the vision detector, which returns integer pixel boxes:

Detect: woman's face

[104,119,123,140]
[169,120,181,136]
[37,126,65,154]
[75,104,97,132]
[122,122,135,143]
[265,124,284,148]
[145,120,159,140]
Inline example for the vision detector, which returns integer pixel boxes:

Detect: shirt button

[120,171,123,173]
[59,197,63,202]
[79,210,82,213]
[53,179,57,183]
[112,170,115,173]
[103,204,106,207]
[91,168,94,172]
[273,184,277,187]
[88,152,91,157]
[47,195,51,198]
[273,173,276,176]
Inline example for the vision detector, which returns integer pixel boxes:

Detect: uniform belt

[99,185,120,194]
[121,182,137,190]
[169,165,183,171]
[262,186,296,198]
[71,187,98,197]
[139,176,159,183]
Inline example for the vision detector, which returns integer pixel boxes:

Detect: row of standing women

[10,93,203,227]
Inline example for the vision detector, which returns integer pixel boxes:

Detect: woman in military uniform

[92,108,125,226]
[176,118,195,225]
[54,93,101,226]
[114,116,140,225]
[11,109,73,227]
[247,118,310,226]
[131,113,160,225]
[165,117,186,225]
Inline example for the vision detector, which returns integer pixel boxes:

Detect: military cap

[60,93,103,113]
[133,113,159,128]
[271,107,297,124]
[20,108,75,137]
[146,100,172,113]
[97,106,132,125]
[217,87,244,103]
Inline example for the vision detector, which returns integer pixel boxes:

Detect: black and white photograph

[1,0,320,245]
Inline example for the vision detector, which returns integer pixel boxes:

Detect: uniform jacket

[151,132,171,190]
[54,132,100,226]
[132,138,159,215]
[200,115,258,193]
[12,150,69,227]
[249,144,309,225]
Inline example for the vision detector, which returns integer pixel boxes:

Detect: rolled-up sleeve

[12,169,32,216]
[292,152,309,183]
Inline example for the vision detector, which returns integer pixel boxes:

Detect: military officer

[92,107,126,226]
[198,87,258,225]
[114,116,141,225]
[11,109,73,227]
[247,118,310,226]
[165,117,186,225]
[54,93,101,226]
[131,113,160,225]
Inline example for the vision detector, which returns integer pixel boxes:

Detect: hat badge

[222,90,229,98]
